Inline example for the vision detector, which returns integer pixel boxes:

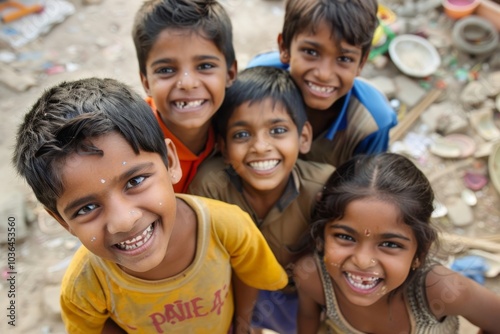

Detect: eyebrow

[62,162,154,217]
[330,224,411,241]
[301,39,361,56]
[150,54,222,67]
[229,117,291,128]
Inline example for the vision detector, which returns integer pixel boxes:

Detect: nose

[315,58,335,82]
[251,133,272,153]
[351,245,377,270]
[176,70,199,90]
[106,197,142,235]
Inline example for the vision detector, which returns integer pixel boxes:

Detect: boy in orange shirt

[132,0,237,192]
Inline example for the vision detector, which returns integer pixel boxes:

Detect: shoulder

[351,78,397,127]
[188,156,231,195]
[61,246,105,299]
[295,159,335,184]
[179,194,252,229]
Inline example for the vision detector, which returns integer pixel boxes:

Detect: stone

[446,196,474,227]
[394,75,427,108]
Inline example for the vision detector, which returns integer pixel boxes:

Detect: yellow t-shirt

[60,194,287,333]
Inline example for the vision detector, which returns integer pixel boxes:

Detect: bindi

[364,228,371,237]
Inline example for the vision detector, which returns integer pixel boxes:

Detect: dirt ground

[0,0,499,333]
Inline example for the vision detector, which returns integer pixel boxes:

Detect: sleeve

[352,79,398,155]
[211,201,288,290]
[60,247,108,333]
[354,127,392,155]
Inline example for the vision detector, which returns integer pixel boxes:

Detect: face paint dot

[370,258,377,264]
[364,229,371,237]
[90,237,96,242]
[100,179,106,183]
[122,161,126,165]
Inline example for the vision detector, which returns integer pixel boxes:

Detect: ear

[278,34,290,64]
[140,71,152,97]
[298,121,313,154]
[225,61,238,88]
[412,258,421,270]
[165,138,182,185]
[45,208,74,236]
[356,53,369,76]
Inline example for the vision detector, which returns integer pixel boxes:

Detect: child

[247,0,398,167]
[12,77,287,333]
[132,0,237,193]
[189,66,335,334]
[294,153,500,333]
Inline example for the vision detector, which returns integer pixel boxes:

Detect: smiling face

[323,198,418,307]
[279,20,366,111]
[222,98,311,195]
[140,29,236,135]
[52,132,181,278]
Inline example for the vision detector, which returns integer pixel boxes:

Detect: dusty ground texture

[0,0,499,333]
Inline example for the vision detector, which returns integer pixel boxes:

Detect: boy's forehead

[294,22,362,53]
[235,99,296,123]
[157,27,215,47]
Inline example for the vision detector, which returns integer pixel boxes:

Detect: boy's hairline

[286,18,367,55]
[140,26,237,75]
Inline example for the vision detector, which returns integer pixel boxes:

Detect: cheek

[323,241,343,269]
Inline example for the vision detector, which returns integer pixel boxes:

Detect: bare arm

[426,265,500,334]
[101,318,126,334]
[294,255,324,334]
[232,272,259,334]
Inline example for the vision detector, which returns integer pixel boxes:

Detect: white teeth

[116,224,154,251]
[308,82,334,93]
[174,100,203,109]
[248,160,279,171]
[346,272,381,290]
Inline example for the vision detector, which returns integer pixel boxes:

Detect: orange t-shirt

[145,97,216,193]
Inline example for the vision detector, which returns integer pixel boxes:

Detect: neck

[306,102,342,139]
[242,180,288,220]
[166,121,210,155]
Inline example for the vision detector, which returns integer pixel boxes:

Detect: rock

[0,66,36,92]
[446,196,474,227]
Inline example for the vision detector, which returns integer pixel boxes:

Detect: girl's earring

[412,258,421,270]
[316,239,324,252]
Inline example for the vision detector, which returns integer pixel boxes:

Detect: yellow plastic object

[370,4,397,58]
[372,3,397,46]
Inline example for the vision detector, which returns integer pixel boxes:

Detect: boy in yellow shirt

[12,77,287,333]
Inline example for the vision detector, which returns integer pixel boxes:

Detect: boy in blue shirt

[248,0,397,167]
